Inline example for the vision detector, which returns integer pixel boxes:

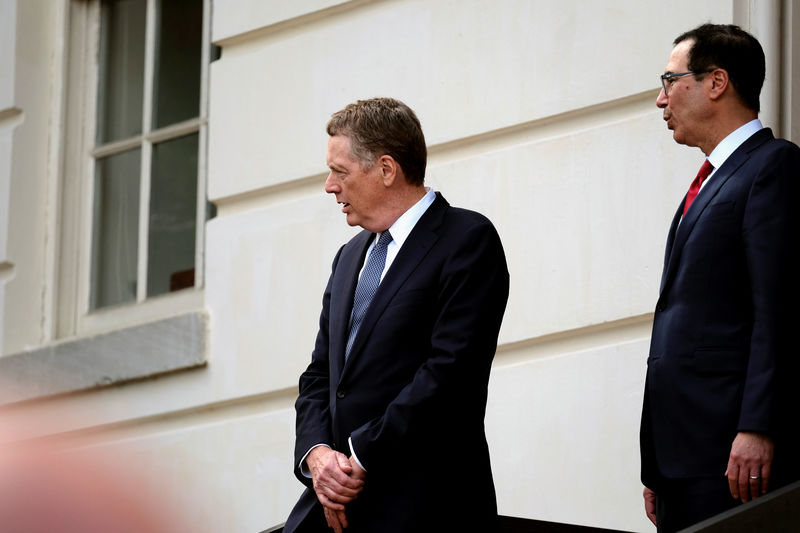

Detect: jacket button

[336,390,345,399]
[657,302,666,312]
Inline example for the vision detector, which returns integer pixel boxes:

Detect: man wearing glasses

[640,23,800,531]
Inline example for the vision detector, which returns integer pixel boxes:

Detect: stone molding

[0,311,208,405]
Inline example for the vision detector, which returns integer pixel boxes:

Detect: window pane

[91,149,141,310]
[96,0,146,144]
[152,0,203,129]
[147,133,198,297]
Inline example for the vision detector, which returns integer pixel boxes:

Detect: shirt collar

[707,119,763,171]
[378,187,436,247]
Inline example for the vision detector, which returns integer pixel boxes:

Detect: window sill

[0,311,208,405]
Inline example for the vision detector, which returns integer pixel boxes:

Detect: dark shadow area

[261,482,800,533]
[681,479,800,532]
[260,515,633,532]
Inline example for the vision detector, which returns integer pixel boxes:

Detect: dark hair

[326,97,427,186]
[674,23,765,112]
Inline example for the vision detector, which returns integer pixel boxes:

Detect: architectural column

[0,0,19,353]
[736,0,783,132]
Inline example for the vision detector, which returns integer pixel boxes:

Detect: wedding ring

[750,475,760,480]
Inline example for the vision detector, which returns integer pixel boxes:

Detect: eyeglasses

[660,70,713,95]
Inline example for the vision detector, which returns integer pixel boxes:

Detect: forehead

[665,39,693,72]
[326,134,357,165]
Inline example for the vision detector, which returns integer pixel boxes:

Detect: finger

[327,483,363,501]
[748,472,761,500]
[645,503,657,527]
[324,508,343,533]
[761,462,771,494]
[337,509,349,529]
[349,457,367,481]
[335,452,353,474]
[726,462,739,499]
[643,488,657,526]
[316,492,346,512]
[738,466,750,503]
[321,480,361,502]
[323,463,364,491]
[314,477,356,505]
[317,469,364,499]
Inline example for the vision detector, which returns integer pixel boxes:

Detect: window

[59,0,214,336]
[90,0,210,310]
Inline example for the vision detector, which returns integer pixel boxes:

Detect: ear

[706,68,729,101]
[378,155,398,187]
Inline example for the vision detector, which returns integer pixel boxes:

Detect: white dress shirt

[699,119,763,193]
[679,119,762,224]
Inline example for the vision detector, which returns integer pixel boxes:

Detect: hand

[725,432,774,503]
[319,453,368,531]
[306,447,364,512]
[349,455,367,482]
[643,486,657,526]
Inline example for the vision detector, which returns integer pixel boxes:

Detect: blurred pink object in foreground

[0,432,180,532]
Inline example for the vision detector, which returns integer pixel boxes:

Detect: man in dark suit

[284,98,509,533]
[640,24,800,532]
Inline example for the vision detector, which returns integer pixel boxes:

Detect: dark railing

[681,479,800,532]
[260,515,632,532]
[261,481,800,533]
[495,516,631,532]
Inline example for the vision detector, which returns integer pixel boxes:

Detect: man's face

[325,134,388,232]
[656,40,708,148]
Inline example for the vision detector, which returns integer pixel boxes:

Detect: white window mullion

[137,0,158,302]
[137,141,152,302]
[194,0,212,288]
[76,0,103,325]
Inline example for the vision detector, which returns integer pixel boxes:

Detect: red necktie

[682,160,714,216]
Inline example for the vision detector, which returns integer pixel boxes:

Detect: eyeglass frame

[660,69,715,95]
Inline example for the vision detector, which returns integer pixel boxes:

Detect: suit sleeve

[292,246,343,485]
[738,143,800,434]
[349,219,509,471]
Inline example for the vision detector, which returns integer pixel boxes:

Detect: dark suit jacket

[285,193,509,532]
[641,128,800,490]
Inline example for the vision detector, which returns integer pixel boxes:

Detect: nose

[324,172,339,194]
[656,87,668,108]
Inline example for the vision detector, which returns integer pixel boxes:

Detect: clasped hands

[307,446,366,533]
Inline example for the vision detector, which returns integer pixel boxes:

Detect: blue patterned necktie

[346,231,393,359]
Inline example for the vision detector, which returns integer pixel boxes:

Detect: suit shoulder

[444,205,499,232]
[755,136,800,158]
[750,137,800,175]
[439,206,505,255]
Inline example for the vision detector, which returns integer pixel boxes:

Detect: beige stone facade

[1,1,798,531]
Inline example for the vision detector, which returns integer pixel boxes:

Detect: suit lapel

[660,205,683,293]
[659,128,773,296]
[341,194,448,375]
[329,231,372,379]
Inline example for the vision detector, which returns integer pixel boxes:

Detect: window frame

[58,0,211,338]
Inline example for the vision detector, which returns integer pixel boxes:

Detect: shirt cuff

[299,443,331,478]
[348,437,366,472]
